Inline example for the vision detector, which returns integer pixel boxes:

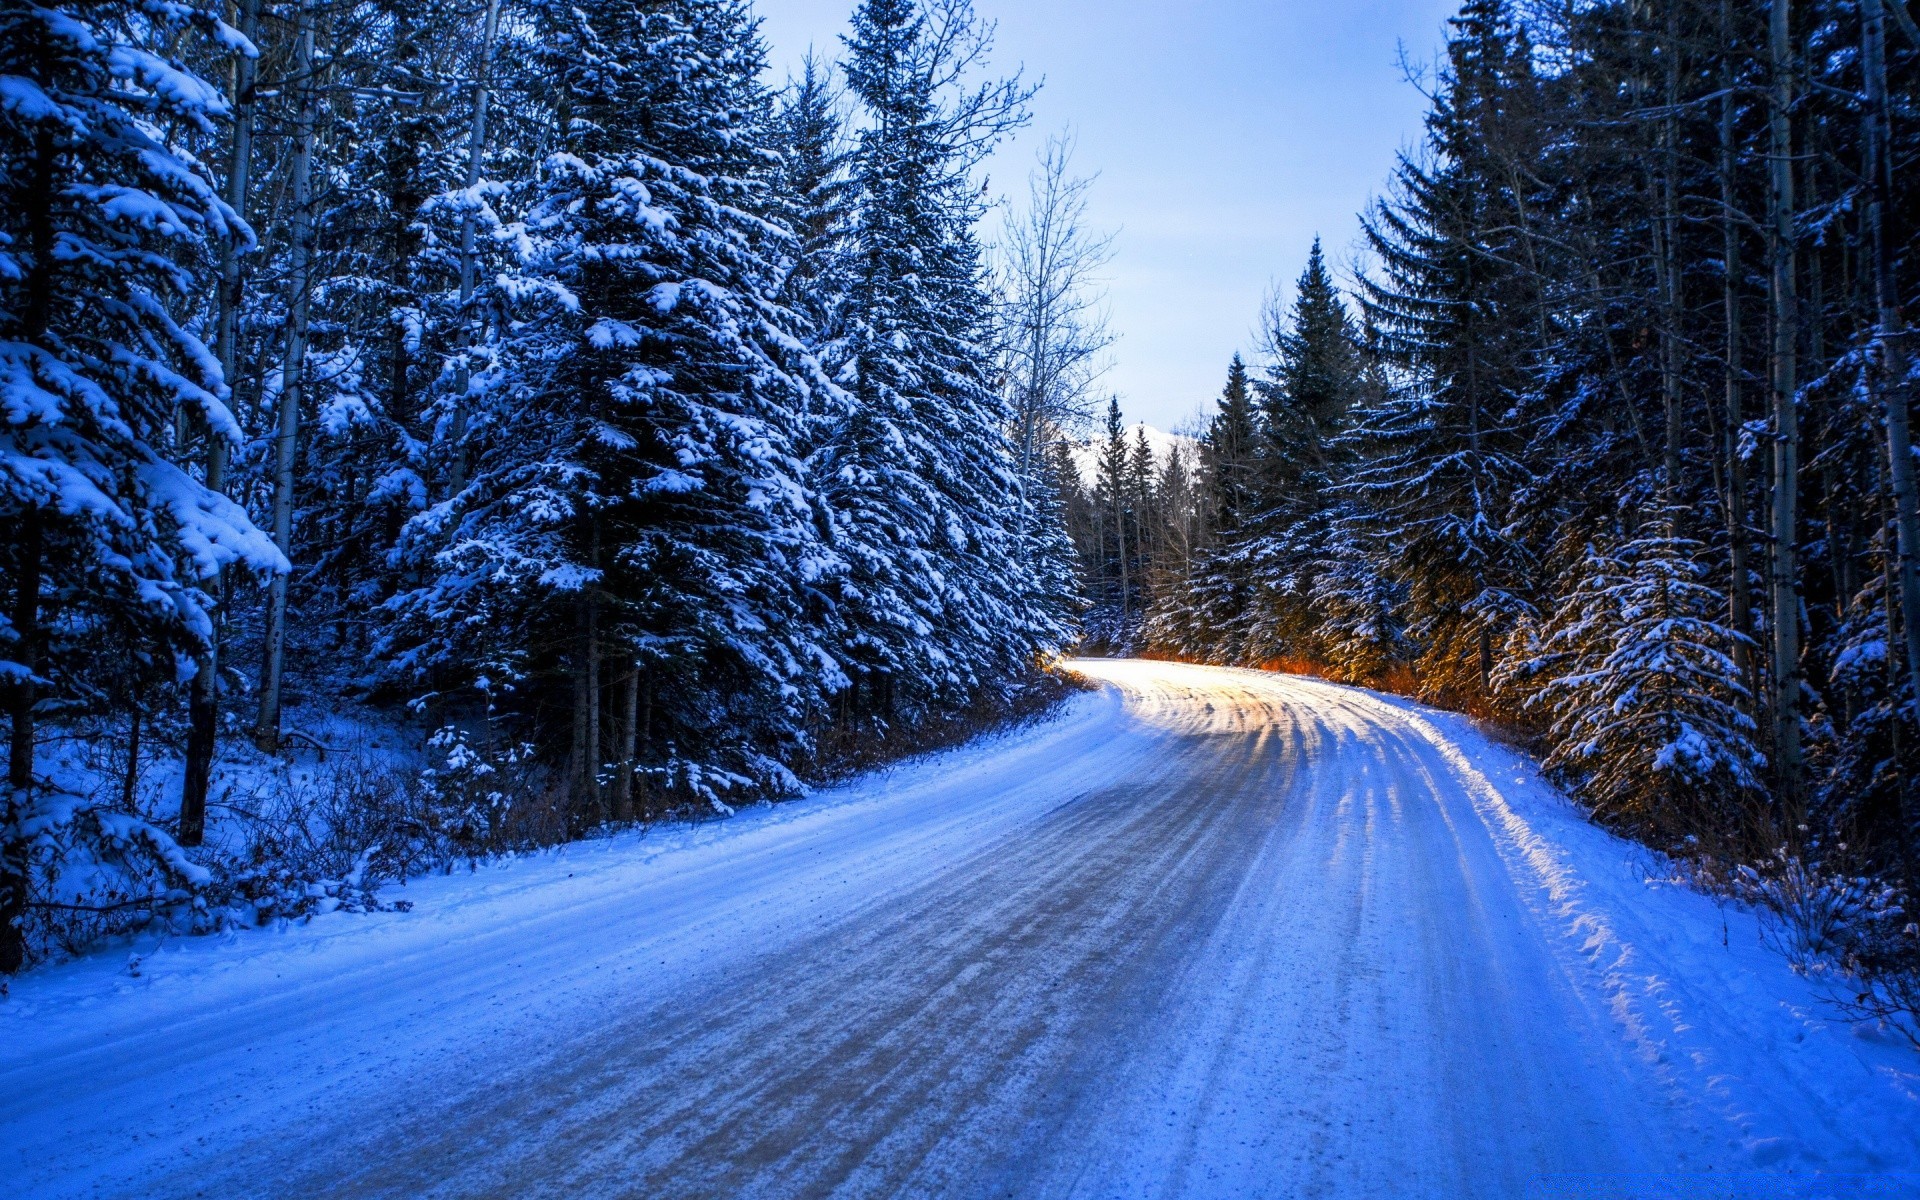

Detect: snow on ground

[2,661,1918,1199]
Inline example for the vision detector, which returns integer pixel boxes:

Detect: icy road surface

[5,660,1920,1199]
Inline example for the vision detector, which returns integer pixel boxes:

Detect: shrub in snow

[1740,853,1919,1048]
[417,725,548,853]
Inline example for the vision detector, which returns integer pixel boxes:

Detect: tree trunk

[1132,491,1144,616]
[3,510,45,973]
[1767,0,1802,815]
[446,0,502,498]
[1863,0,1920,870]
[569,647,589,812]
[585,597,602,822]
[7,511,42,800]
[121,701,143,814]
[182,0,259,843]
[1092,502,1106,615]
[255,5,317,752]
[615,664,638,823]
[1888,484,1911,864]
[1655,0,1684,496]
[1718,3,1756,707]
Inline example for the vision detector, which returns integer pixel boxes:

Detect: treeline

[0,0,1085,970]
[1141,0,1920,998]
[1059,401,1204,653]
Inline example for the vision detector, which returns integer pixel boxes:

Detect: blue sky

[757,0,1461,432]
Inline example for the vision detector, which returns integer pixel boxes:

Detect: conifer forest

[2,0,1084,971]
[1069,0,1920,1027]
[5,0,1920,1191]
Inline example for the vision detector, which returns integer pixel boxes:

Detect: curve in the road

[3,660,1917,1199]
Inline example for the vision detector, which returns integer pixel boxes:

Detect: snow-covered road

[5,660,1919,1198]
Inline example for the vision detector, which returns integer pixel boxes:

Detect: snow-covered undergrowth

[18,705,434,968]
[14,671,1082,974]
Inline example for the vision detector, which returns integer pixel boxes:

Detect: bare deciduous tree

[996,132,1114,547]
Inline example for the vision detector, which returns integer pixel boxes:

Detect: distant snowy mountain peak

[1069,423,1199,487]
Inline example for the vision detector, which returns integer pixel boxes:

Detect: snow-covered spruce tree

[1353,0,1540,710]
[293,0,484,663]
[1091,394,1132,635]
[1305,319,1409,684]
[826,0,1062,721]
[383,0,841,818]
[1205,353,1260,545]
[770,51,854,350]
[1138,438,1202,646]
[1518,514,1762,847]
[0,0,283,971]
[1240,239,1363,668]
[1309,504,1410,684]
[1024,429,1086,648]
[1145,355,1258,661]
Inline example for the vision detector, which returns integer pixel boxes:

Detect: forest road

[4,660,1918,1199]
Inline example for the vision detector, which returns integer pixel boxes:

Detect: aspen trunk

[1092,502,1106,616]
[585,599,602,821]
[570,653,589,812]
[182,0,260,842]
[1655,0,1683,495]
[7,511,41,798]
[255,5,316,752]
[1718,2,1756,707]
[1862,0,1920,866]
[615,664,638,822]
[5,124,58,973]
[1766,0,1802,810]
[2,510,43,973]
[121,702,143,813]
[11,120,54,795]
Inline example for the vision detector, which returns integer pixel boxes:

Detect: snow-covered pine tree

[0,0,283,970]
[771,52,853,349]
[296,0,480,663]
[1354,0,1539,708]
[1024,428,1085,650]
[1207,353,1259,538]
[1309,503,1409,684]
[1150,441,1199,592]
[1525,514,1762,846]
[1093,395,1131,629]
[1260,240,1360,468]
[1147,356,1258,660]
[1273,311,1407,683]
[767,49,856,604]
[383,0,841,816]
[827,0,1059,719]
[1242,239,1362,667]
